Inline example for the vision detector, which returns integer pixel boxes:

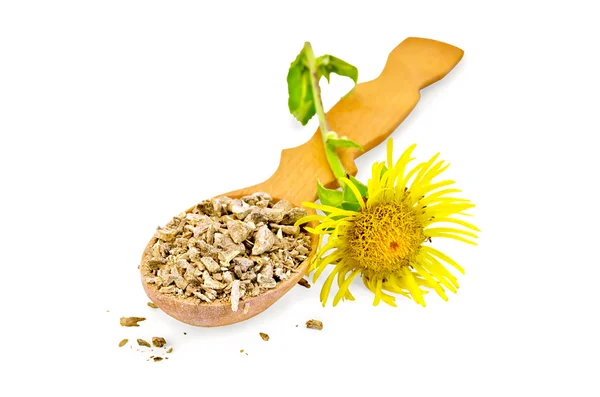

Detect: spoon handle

[229,37,464,204]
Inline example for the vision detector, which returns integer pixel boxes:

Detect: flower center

[345,202,425,273]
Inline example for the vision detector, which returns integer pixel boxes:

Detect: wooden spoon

[140,37,464,327]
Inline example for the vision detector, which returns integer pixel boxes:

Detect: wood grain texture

[141,37,463,327]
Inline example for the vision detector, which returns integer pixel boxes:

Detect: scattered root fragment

[118,339,128,347]
[153,357,163,362]
[152,337,166,348]
[297,278,311,288]
[137,339,151,347]
[259,332,269,341]
[120,317,146,327]
[306,319,323,330]
[147,302,158,309]
[240,349,244,353]
[166,348,173,354]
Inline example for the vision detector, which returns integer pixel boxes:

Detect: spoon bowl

[140,37,464,326]
[140,194,318,327]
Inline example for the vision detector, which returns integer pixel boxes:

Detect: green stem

[303,42,346,184]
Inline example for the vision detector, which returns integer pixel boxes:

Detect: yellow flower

[297,139,479,307]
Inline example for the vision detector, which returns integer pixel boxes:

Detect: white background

[1,1,599,396]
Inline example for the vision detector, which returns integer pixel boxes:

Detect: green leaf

[348,175,368,198]
[340,179,363,212]
[317,180,343,207]
[343,183,359,204]
[326,137,363,151]
[316,55,358,84]
[341,201,361,212]
[380,165,388,177]
[287,47,315,125]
